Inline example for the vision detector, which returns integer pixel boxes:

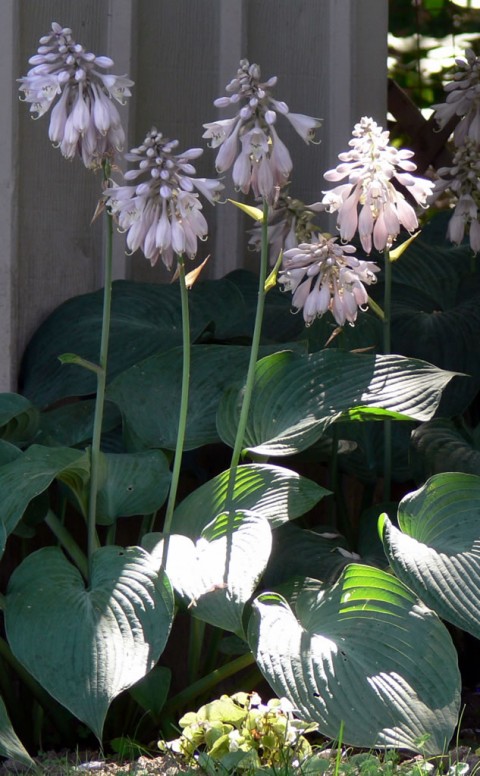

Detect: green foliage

[248,568,460,754]
[7,9,480,760]
[0,224,479,758]
[159,692,318,772]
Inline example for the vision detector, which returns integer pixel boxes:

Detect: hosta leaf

[107,345,279,451]
[171,463,329,538]
[217,350,457,457]
[37,400,121,448]
[0,696,33,766]
[129,665,171,721]
[410,419,480,481]
[96,450,171,524]
[390,235,471,309]
[391,296,480,406]
[21,282,180,407]
[224,269,304,343]
[248,565,460,754]
[20,275,289,408]
[144,511,272,637]
[381,472,480,639]
[0,393,39,446]
[0,445,89,539]
[332,421,415,483]
[20,278,246,408]
[262,522,356,589]
[5,546,174,740]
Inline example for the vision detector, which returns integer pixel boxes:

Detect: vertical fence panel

[0,1,19,391]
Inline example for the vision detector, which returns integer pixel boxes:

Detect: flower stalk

[163,257,191,535]
[87,159,114,576]
[383,247,393,502]
[226,198,269,506]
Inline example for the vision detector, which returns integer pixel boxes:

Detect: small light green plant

[158,692,318,773]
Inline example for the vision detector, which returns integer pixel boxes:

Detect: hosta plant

[2,21,480,766]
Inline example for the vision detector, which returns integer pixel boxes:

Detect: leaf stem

[87,160,114,579]
[383,248,392,355]
[45,510,88,580]
[383,248,392,502]
[163,257,191,535]
[187,618,206,685]
[162,651,255,717]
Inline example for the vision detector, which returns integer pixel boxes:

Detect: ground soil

[0,751,191,776]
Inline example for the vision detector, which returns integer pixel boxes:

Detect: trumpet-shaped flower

[203,59,321,200]
[19,21,133,167]
[431,139,480,253]
[278,234,380,327]
[321,117,434,254]
[105,128,224,268]
[432,49,480,146]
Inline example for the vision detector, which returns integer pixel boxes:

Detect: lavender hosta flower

[105,128,224,269]
[18,21,133,167]
[321,117,434,254]
[432,49,480,146]
[248,191,323,264]
[203,59,321,200]
[277,234,380,327]
[431,139,480,252]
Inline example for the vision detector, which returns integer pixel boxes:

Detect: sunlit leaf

[248,566,460,754]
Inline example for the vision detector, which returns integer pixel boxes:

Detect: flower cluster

[432,49,480,252]
[105,128,224,268]
[432,140,480,252]
[277,234,380,326]
[203,59,321,200]
[248,192,323,264]
[432,49,480,146]
[321,117,434,254]
[18,21,133,168]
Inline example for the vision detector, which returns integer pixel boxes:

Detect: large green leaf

[332,421,414,483]
[5,546,174,740]
[0,445,89,543]
[387,236,480,414]
[262,522,357,589]
[0,696,33,766]
[95,450,171,524]
[129,665,171,721]
[0,393,39,446]
[19,274,293,409]
[217,350,457,457]
[171,463,329,538]
[389,235,472,310]
[107,345,276,451]
[391,295,480,411]
[248,565,460,754]
[37,399,121,448]
[144,511,272,637]
[410,419,480,481]
[20,278,243,408]
[381,472,480,639]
